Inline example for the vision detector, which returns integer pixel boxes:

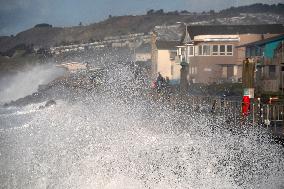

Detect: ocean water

[0,64,284,189]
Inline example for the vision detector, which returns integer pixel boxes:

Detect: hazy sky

[0,0,282,35]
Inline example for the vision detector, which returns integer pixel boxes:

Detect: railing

[189,95,284,137]
[154,93,284,130]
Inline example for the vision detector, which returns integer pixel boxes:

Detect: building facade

[151,28,181,83]
[152,40,180,83]
[238,34,284,93]
[178,24,284,84]
[151,25,183,83]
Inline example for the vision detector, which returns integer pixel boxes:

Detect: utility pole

[242,58,255,117]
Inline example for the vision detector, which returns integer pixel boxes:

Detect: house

[237,34,284,93]
[151,25,183,83]
[152,40,181,83]
[178,24,284,84]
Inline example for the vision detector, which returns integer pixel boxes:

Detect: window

[220,45,225,55]
[190,67,197,74]
[233,65,238,76]
[188,46,194,56]
[194,46,199,56]
[269,65,276,73]
[256,47,261,56]
[269,65,276,78]
[181,48,185,57]
[203,45,210,55]
[198,45,202,55]
[198,45,211,56]
[245,48,249,57]
[170,50,176,60]
[177,48,181,56]
[226,45,233,55]
[222,66,227,78]
[194,67,198,74]
[250,47,255,57]
[196,44,233,56]
[212,45,218,55]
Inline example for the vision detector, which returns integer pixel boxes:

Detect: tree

[209,10,215,15]
[167,10,179,15]
[180,10,189,14]
[79,22,83,26]
[34,23,52,28]
[147,9,154,15]
[155,9,164,14]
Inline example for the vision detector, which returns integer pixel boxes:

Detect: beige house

[151,39,180,83]
[178,24,284,84]
[151,25,182,83]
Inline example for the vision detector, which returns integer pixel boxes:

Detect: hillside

[0,3,284,53]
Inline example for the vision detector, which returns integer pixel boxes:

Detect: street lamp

[176,22,192,66]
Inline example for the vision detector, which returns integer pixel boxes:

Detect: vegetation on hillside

[0,3,283,54]
[34,23,53,28]
[219,3,284,16]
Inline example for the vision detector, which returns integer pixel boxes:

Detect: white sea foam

[0,63,283,189]
[0,63,65,104]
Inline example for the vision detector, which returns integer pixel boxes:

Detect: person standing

[156,72,164,92]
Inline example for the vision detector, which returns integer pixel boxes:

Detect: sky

[0,0,282,36]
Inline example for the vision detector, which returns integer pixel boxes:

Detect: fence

[156,93,284,127]
[187,95,284,136]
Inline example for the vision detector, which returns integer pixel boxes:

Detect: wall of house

[261,79,279,92]
[189,56,237,83]
[242,35,284,93]
[187,34,279,84]
[157,50,174,80]
[188,41,239,83]
[152,49,181,83]
[172,60,181,84]
[238,34,280,62]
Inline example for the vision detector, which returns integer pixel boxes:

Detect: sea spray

[0,63,65,104]
[0,62,283,189]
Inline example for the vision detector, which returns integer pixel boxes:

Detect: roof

[186,24,284,39]
[156,41,180,50]
[236,34,284,48]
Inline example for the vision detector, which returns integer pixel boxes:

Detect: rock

[39,99,56,110]
[45,100,56,107]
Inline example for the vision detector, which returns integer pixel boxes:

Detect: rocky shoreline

[2,69,104,107]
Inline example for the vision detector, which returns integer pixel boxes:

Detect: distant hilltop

[0,3,284,54]
[34,23,53,28]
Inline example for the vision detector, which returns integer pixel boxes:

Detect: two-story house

[151,25,182,84]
